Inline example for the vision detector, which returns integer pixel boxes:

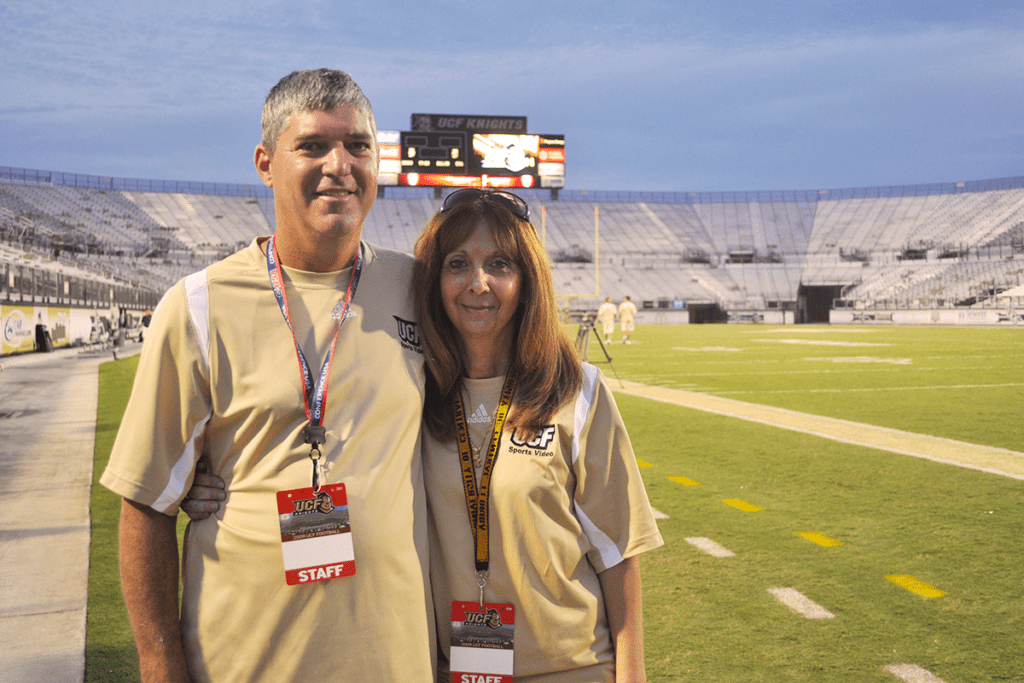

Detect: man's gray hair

[261,69,377,154]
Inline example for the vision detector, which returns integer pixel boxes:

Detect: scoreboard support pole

[594,205,600,297]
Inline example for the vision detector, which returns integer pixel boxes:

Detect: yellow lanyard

[454,370,517,573]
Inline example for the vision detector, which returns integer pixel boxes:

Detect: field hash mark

[796,531,844,547]
[685,537,735,557]
[884,663,948,682]
[886,574,948,598]
[724,498,762,512]
[767,587,835,619]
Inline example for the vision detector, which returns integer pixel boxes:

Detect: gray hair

[260,69,377,155]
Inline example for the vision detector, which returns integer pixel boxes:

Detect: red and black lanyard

[266,233,362,490]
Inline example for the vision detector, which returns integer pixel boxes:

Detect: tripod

[576,315,622,386]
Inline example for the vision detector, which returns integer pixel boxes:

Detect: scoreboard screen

[401,131,468,175]
[396,133,564,188]
[385,113,564,188]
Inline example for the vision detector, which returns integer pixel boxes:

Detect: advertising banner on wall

[2,305,36,354]
[45,307,71,348]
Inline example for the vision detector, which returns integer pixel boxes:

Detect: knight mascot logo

[315,490,335,514]
[484,607,503,630]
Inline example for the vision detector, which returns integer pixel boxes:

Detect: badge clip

[304,424,326,491]
[309,445,323,492]
[304,424,326,445]
[476,571,488,608]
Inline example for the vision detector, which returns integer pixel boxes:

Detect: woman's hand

[181,460,225,521]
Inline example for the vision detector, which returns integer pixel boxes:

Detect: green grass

[597,324,1024,451]
[624,398,1023,682]
[87,355,189,682]
[88,325,1024,681]
[585,324,1023,682]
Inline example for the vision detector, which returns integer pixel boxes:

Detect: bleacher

[3,165,1024,322]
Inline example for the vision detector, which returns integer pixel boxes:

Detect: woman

[414,189,663,683]
[183,189,664,682]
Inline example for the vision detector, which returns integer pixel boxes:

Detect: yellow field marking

[796,531,844,547]
[724,498,762,511]
[636,459,652,467]
[668,476,700,486]
[886,574,948,598]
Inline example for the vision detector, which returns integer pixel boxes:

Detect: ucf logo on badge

[464,607,504,630]
[291,490,335,515]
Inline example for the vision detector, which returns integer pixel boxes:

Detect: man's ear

[254,145,273,188]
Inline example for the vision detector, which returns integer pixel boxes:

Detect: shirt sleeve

[570,364,664,573]
[99,273,213,515]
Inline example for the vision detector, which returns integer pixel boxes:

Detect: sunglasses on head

[440,188,531,222]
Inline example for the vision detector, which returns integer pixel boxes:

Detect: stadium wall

[830,307,1024,326]
[0,303,137,354]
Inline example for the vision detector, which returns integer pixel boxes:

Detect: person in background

[618,295,637,344]
[102,68,433,683]
[597,296,617,344]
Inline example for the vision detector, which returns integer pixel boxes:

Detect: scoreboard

[376,113,565,189]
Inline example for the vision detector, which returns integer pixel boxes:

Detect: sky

[2,0,1023,193]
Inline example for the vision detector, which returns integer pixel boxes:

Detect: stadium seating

[3,167,1023,322]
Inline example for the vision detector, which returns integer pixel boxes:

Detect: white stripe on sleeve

[571,363,624,569]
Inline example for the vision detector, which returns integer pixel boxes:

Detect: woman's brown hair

[414,197,583,441]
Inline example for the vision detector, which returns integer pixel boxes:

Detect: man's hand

[181,461,225,521]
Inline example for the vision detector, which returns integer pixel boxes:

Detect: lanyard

[454,370,517,580]
[266,233,362,489]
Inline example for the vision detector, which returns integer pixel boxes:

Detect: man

[100,69,433,682]
[618,295,637,344]
[597,296,617,344]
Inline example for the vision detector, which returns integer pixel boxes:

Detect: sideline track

[613,380,1024,481]
[0,343,140,683]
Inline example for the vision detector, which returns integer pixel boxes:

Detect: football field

[597,324,1023,682]
[89,324,1024,682]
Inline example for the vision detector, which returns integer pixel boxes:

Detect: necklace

[465,398,499,469]
[468,411,497,469]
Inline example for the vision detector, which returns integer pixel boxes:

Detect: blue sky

[2,0,1022,192]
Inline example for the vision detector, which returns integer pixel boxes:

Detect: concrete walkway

[614,380,1024,481]
[0,343,139,683]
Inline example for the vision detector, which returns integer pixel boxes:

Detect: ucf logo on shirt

[393,316,422,354]
[509,426,557,454]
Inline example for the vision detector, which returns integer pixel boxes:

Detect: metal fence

[1,165,273,198]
